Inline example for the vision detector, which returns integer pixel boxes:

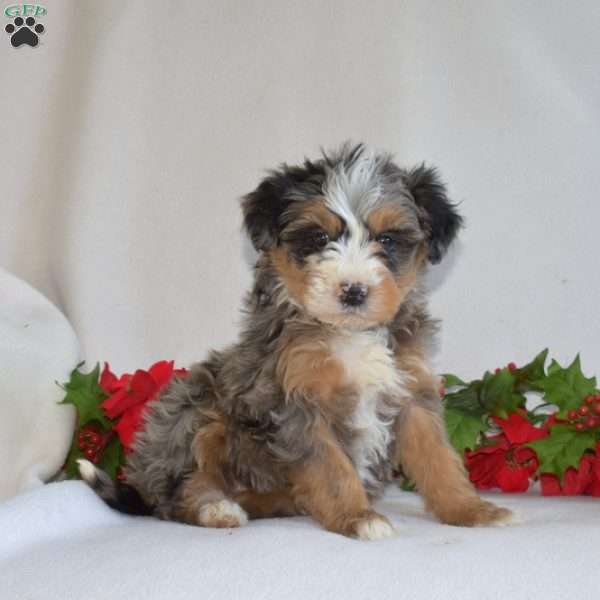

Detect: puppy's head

[243,143,462,329]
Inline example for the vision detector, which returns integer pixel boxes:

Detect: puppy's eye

[298,230,329,256]
[376,233,395,247]
[375,230,420,252]
[283,227,331,260]
[311,231,330,248]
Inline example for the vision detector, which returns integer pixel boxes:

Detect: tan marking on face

[368,272,404,324]
[367,204,411,235]
[285,199,344,239]
[367,257,421,325]
[269,247,309,304]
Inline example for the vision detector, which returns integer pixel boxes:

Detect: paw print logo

[5,16,45,48]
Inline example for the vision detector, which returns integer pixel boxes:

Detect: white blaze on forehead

[323,147,384,215]
[319,148,386,285]
[322,147,385,230]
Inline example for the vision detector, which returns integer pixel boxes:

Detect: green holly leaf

[63,434,123,482]
[98,435,124,480]
[444,380,485,416]
[547,359,562,375]
[60,363,110,428]
[514,348,548,392]
[444,407,487,454]
[527,424,596,481]
[480,369,526,418]
[531,355,597,417]
[399,478,416,492]
[441,373,467,389]
[63,444,84,479]
[528,412,549,426]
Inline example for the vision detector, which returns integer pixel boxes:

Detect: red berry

[575,422,586,431]
[585,416,598,429]
[88,432,102,447]
[578,406,590,416]
[585,395,595,405]
[84,447,95,460]
[568,409,578,420]
[594,403,600,415]
[494,368,501,374]
[507,362,517,372]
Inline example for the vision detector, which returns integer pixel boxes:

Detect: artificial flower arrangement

[61,349,600,496]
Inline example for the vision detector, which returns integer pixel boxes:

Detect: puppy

[79,143,511,540]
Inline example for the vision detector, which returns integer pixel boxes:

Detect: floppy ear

[242,159,325,252]
[403,165,463,264]
[241,173,289,252]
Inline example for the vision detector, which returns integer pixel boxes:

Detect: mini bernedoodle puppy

[79,143,512,540]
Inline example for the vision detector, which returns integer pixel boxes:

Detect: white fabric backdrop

[2,0,599,378]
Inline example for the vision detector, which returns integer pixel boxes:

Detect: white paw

[76,459,97,483]
[198,499,248,528]
[355,515,395,541]
[492,508,520,527]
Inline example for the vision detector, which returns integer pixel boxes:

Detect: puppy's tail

[77,459,152,516]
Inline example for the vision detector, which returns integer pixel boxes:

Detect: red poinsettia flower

[465,411,546,493]
[540,443,600,497]
[99,361,187,451]
[464,440,508,490]
[466,436,540,493]
[99,366,132,395]
[491,411,549,444]
[585,450,600,496]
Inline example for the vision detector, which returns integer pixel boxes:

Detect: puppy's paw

[198,499,248,528]
[438,499,513,527]
[352,511,395,541]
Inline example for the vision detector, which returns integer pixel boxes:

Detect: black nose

[340,283,368,307]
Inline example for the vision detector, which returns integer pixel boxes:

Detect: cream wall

[1,0,599,378]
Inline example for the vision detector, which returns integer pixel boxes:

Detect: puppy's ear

[403,165,463,264]
[242,159,325,252]
[242,173,289,252]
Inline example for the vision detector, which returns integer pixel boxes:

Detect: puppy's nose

[340,282,369,307]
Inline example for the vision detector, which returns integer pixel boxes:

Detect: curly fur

[80,143,512,538]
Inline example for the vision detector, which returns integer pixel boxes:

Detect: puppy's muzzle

[340,282,369,307]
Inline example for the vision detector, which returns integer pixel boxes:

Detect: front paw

[349,510,395,540]
[198,499,248,528]
[438,499,513,527]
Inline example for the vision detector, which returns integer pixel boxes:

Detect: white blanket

[0,269,79,500]
[1,481,598,600]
